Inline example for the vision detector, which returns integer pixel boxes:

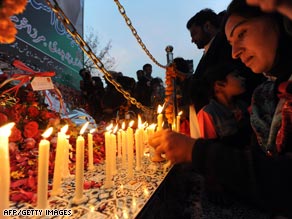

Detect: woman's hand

[246,0,292,20]
[148,129,196,164]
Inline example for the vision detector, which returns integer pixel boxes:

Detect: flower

[0,0,28,44]
[0,112,8,125]
[23,121,39,138]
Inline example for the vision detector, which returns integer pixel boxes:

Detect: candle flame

[42,127,53,138]
[128,120,134,128]
[90,128,95,134]
[0,122,15,136]
[80,122,89,135]
[122,122,125,130]
[60,124,68,134]
[157,103,164,114]
[113,124,118,134]
[106,123,113,131]
[138,115,143,129]
[149,123,157,129]
[178,111,183,116]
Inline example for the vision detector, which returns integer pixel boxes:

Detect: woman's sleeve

[197,109,217,139]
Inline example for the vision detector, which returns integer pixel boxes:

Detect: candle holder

[104,180,114,188]
[151,152,165,162]
[51,187,63,197]
[72,194,88,205]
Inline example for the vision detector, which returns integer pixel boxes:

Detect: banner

[0,0,84,90]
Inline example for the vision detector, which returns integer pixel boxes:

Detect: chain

[45,0,151,113]
[113,0,166,69]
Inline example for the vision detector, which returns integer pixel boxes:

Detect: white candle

[104,124,114,188]
[51,125,68,196]
[111,125,118,175]
[87,129,95,171]
[62,137,71,178]
[72,122,89,204]
[152,105,165,162]
[127,121,134,178]
[0,123,15,215]
[135,116,143,171]
[117,130,122,158]
[157,104,164,131]
[121,123,127,169]
[176,111,183,133]
[37,127,53,209]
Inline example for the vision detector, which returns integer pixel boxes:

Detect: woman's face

[225,14,279,73]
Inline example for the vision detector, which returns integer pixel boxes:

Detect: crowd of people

[79,63,166,122]
[79,0,292,217]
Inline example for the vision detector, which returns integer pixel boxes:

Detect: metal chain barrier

[113,0,166,69]
[45,0,151,113]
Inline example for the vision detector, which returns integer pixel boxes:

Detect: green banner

[0,0,84,90]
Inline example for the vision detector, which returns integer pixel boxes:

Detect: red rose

[23,121,39,138]
[40,111,56,120]
[27,106,40,118]
[26,91,37,103]
[9,126,23,142]
[0,113,8,126]
[23,138,36,149]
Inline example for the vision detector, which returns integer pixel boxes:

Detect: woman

[148,0,292,216]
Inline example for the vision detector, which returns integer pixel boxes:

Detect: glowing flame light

[0,122,15,136]
[178,111,183,116]
[157,103,164,114]
[128,120,134,128]
[89,205,95,213]
[90,128,95,134]
[138,115,143,129]
[106,123,113,132]
[60,124,68,134]
[113,125,118,134]
[122,122,126,130]
[80,122,89,135]
[149,123,157,129]
[42,127,53,138]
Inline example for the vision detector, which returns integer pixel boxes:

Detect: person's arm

[246,0,292,20]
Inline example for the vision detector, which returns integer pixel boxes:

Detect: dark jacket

[192,138,292,216]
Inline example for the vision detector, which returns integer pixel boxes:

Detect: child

[197,64,253,204]
[197,64,252,147]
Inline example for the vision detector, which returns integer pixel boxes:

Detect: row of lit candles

[0,104,183,214]
[0,121,95,213]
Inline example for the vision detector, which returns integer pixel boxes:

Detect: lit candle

[104,124,114,188]
[111,125,118,175]
[37,127,53,209]
[176,111,183,133]
[127,120,134,178]
[152,104,165,162]
[51,125,68,196]
[157,104,164,131]
[147,124,156,137]
[72,122,89,204]
[117,129,122,158]
[62,136,71,178]
[0,123,15,214]
[135,116,143,171]
[87,129,95,171]
[121,122,127,169]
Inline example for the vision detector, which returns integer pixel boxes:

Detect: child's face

[223,72,246,97]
